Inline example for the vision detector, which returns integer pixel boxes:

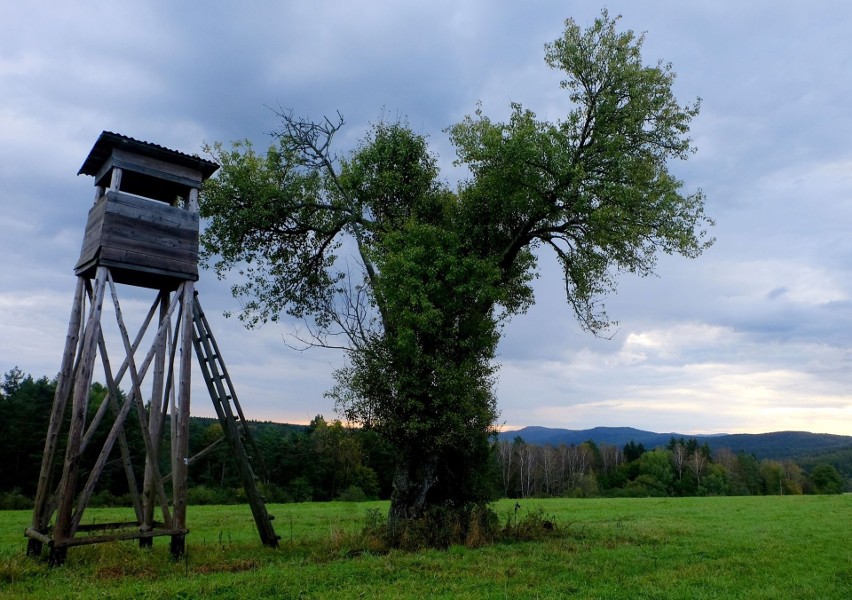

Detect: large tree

[200,11,712,538]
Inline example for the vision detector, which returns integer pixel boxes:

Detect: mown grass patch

[1,495,849,599]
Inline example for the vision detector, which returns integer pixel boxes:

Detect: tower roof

[78,131,219,181]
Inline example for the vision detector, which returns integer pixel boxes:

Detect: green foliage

[0,370,57,497]
[449,10,712,332]
[0,367,395,508]
[336,485,368,502]
[638,450,674,494]
[623,440,646,462]
[0,489,32,510]
[199,11,711,536]
[797,445,852,490]
[810,463,844,494]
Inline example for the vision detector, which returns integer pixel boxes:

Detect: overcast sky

[1,1,851,436]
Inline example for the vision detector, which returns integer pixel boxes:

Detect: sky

[1,1,851,436]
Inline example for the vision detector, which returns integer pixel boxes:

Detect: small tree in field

[200,11,711,541]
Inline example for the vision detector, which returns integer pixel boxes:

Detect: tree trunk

[387,451,437,541]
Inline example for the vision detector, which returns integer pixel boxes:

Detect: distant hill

[498,426,852,460]
[193,415,851,463]
[707,432,852,460]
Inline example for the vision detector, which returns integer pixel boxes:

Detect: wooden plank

[75,200,107,269]
[104,200,198,229]
[98,249,198,280]
[100,227,199,261]
[105,191,198,228]
[99,246,198,272]
[75,520,165,532]
[102,201,198,232]
[99,239,199,270]
[112,148,204,186]
[56,528,188,549]
[97,209,195,246]
[97,264,196,290]
[101,214,199,249]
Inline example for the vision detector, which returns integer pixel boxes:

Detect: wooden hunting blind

[73,132,217,288]
[26,132,279,565]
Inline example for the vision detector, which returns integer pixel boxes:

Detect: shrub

[188,485,219,506]
[0,489,32,510]
[337,485,368,502]
[501,507,559,542]
[379,503,500,550]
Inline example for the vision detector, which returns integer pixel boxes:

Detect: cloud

[1,1,851,435]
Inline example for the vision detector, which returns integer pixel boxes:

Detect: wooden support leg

[171,281,194,558]
[141,290,170,549]
[48,545,67,567]
[51,267,108,559]
[170,534,186,559]
[27,278,86,558]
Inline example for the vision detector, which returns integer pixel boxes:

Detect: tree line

[495,436,847,499]
[1,368,844,510]
[0,368,395,508]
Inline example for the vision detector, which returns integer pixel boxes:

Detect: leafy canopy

[199,11,712,524]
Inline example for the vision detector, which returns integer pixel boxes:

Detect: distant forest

[1,368,848,509]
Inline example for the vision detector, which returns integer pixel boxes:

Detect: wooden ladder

[191,294,279,547]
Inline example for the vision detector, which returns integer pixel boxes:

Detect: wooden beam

[159,434,226,482]
[109,166,122,191]
[24,528,52,546]
[102,274,173,529]
[170,281,195,558]
[81,290,159,452]
[95,331,144,522]
[141,290,171,544]
[52,267,108,552]
[56,527,189,549]
[186,187,199,212]
[65,278,182,536]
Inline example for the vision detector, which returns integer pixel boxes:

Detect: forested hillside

[499,426,852,460]
[1,368,847,509]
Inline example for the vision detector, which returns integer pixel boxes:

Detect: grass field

[1,495,849,599]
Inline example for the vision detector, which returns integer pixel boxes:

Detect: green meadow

[1,496,849,599]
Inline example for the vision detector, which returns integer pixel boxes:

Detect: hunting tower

[26,132,278,565]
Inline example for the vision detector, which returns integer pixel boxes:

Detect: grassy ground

[1,495,849,599]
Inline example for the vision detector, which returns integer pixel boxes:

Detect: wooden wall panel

[73,191,199,287]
